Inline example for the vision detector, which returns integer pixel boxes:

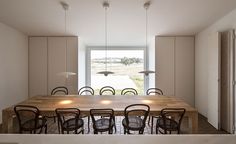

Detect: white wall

[0,22,28,123]
[195,9,236,117]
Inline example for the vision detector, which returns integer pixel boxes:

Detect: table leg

[2,110,12,133]
[190,112,198,133]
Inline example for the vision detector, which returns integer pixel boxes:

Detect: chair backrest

[146,88,163,95]
[51,86,68,95]
[121,88,138,95]
[160,108,186,131]
[124,104,150,128]
[99,86,115,95]
[78,86,94,95]
[14,105,40,131]
[55,108,81,129]
[90,108,114,129]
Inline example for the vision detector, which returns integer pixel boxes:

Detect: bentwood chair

[156,108,186,134]
[78,86,94,133]
[55,108,84,134]
[78,86,94,95]
[146,88,163,95]
[51,86,68,95]
[47,86,69,127]
[122,104,150,134]
[121,88,138,95]
[14,105,47,134]
[90,108,116,134]
[99,86,115,95]
[146,87,164,133]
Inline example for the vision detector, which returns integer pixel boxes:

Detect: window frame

[86,46,150,94]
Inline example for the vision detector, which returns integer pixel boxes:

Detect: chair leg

[87,116,90,133]
[44,124,48,134]
[113,116,117,133]
[151,116,154,134]
[148,116,151,126]
[57,120,61,134]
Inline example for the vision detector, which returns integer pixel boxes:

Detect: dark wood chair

[47,86,69,128]
[14,105,47,134]
[90,108,115,134]
[99,86,115,95]
[156,108,186,134]
[146,88,163,95]
[55,108,84,134]
[146,87,164,133]
[78,86,94,95]
[122,104,150,134]
[78,86,94,133]
[121,88,138,95]
[51,86,68,95]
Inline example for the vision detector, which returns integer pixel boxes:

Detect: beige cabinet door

[29,37,48,97]
[155,37,175,96]
[48,37,78,95]
[65,37,78,94]
[175,37,195,106]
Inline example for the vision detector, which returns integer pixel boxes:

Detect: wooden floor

[0,114,228,134]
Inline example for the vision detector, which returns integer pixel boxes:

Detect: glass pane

[91,50,144,95]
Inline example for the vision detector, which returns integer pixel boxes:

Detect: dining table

[2,95,198,133]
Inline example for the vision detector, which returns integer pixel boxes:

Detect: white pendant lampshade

[139,1,155,76]
[97,1,114,76]
[60,1,76,78]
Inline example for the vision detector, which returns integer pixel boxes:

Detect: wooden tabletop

[4,95,197,114]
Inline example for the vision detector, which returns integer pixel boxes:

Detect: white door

[207,32,221,129]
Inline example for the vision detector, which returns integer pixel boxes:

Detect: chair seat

[94,118,114,130]
[22,118,47,131]
[122,116,143,130]
[156,118,178,130]
[62,118,84,131]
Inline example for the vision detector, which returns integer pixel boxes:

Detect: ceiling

[0,0,236,46]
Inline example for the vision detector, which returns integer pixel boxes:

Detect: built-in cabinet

[29,36,78,97]
[155,36,195,106]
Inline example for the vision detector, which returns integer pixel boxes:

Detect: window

[86,47,147,95]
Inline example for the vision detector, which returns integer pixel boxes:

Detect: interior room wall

[0,22,28,123]
[195,9,236,118]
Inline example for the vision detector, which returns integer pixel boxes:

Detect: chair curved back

[78,86,94,95]
[121,88,138,95]
[51,86,68,95]
[90,108,115,133]
[14,105,40,133]
[55,108,82,133]
[146,88,163,95]
[124,104,150,130]
[99,86,115,95]
[160,108,186,134]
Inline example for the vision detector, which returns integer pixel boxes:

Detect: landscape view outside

[91,50,144,95]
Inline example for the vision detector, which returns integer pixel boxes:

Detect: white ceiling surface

[0,0,236,46]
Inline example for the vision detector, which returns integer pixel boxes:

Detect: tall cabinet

[29,36,78,97]
[155,36,195,106]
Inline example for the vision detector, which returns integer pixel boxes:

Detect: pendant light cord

[64,6,68,78]
[145,6,148,52]
[105,5,108,71]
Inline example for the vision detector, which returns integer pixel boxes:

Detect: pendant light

[139,1,155,76]
[60,2,76,78]
[97,1,114,76]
